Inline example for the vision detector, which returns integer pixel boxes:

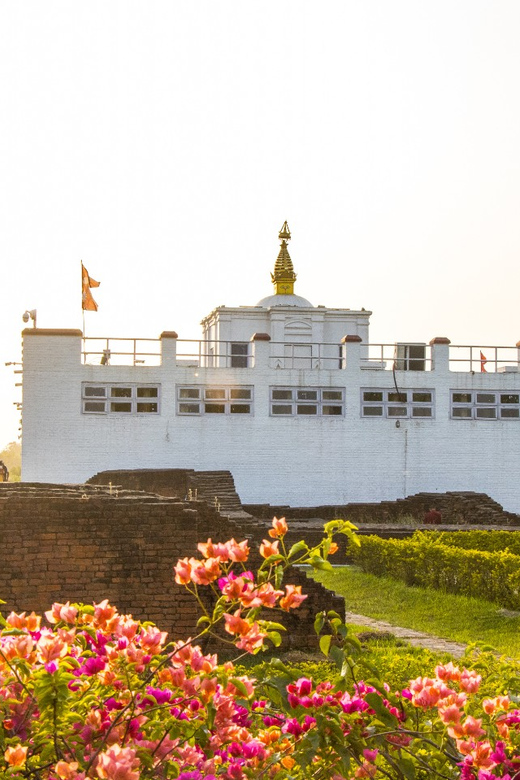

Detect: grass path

[311,566,520,659]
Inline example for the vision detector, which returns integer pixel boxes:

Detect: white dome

[256,293,314,308]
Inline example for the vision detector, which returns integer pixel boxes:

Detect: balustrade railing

[80,337,520,374]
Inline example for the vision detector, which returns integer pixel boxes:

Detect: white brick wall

[21,332,520,512]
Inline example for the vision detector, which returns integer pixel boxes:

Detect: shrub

[0,518,519,778]
[351,532,520,609]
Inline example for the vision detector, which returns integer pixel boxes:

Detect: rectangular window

[230,343,249,368]
[270,388,345,417]
[451,391,520,420]
[362,389,434,419]
[82,384,160,415]
[177,386,253,415]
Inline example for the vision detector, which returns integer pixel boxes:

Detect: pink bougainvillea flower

[279,584,307,611]
[226,538,250,562]
[197,538,230,561]
[45,601,78,625]
[96,744,140,780]
[435,662,461,682]
[460,669,482,693]
[188,556,221,585]
[93,599,118,630]
[139,625,168,654]
[268,517,288,539]
[36,632,69,664]
[235,623,266,653]
[224,610,251,637]
[483,696,510,715]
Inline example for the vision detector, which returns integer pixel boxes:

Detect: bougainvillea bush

[1,518,520,779]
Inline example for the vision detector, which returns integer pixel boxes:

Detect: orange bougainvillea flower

[279,584,307,611]
[259,539,279,559]
[268,517,288,539]
[174,557,192,585]
[4,744,27,767]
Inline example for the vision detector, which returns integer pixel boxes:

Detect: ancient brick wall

[0,484,342,651]
[245,491,520,526]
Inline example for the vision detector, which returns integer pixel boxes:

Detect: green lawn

[310,566,520,659]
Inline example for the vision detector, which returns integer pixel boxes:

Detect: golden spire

[271,221,297,295]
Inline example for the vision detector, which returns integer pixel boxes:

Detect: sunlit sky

[1,1,520,449]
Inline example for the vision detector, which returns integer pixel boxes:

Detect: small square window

[179,403,200,414]
[230,388,251,399]
[137,387,158,398]
[179,388,200,399]
[230,404,250,414]
[476,393,496,404]
[84,401,106,413]
[205,403,226,413]
[413,392,432,403]
[272,390,293,400]
[412,407,432,417]
[388,392,407,403]
[476,407,497,419]
[272,404,293,415]
[322,405,342,415]
[388,406,408,417]
[363,406,383,416]
[205,389,226,400]
[297,390,318,401]
[323,390,343,401]
[137,403,158,413]
[111,402,132,412]
[453,393,472,404]
[84,386,106,397]
[111,387,132,398]
[363,391,383,402]
[501,394,519,404]
[297,404,317,415]
[501,408,520,418]
[452,407,472,418]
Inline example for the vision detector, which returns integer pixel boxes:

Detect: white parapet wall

[21,330,520,512]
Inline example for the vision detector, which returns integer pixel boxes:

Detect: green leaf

[314,611,325,635]
[288,540,308,558]
[329,644,344,670]
[267,631,282,647]
[308,556,334,572]
[399,756,417,780]
[364,692,398,726]
[229,678,251,697]
[197,615,211,627]
[319,634,332,656]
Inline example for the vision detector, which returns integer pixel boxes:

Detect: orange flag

[480,351,487,373]
[82,263,100,311]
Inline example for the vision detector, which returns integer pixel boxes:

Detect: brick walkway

[345,611,468,658]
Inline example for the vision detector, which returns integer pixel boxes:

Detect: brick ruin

[0,482,342,651]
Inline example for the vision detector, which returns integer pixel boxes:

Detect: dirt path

[345,611,468,658]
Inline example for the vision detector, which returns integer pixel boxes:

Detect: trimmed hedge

[351,532,520,610]
[422,529,520,556]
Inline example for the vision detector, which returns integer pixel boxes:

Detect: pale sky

[1,1,520,448]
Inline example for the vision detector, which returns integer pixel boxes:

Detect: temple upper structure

[202,222,370,345]
[271,221,297,294]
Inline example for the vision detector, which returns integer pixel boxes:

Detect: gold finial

[271,221,296,295]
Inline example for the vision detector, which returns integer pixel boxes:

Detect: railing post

[250,333,271,369]
[429,336,451,374]
[160,331,178,366]
[341,334,362,374]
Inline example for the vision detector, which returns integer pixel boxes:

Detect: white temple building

[21,223,520,511]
